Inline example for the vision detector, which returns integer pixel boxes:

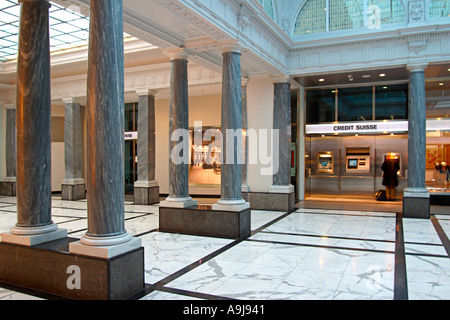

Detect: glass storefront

[124,102,138,194]
[425,79,450,193]
[306,83,408,124]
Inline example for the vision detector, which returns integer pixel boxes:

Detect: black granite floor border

[393,211,408,300]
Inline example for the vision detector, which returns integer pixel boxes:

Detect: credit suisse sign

[305,119,450,135]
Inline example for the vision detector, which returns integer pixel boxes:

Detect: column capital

[1,102,15,110]
[19,0,51,7]
[62,96,82,104]
[163,47,189,61]
[135,88,157,96]
[407,63,428,73]
[272,74,290,84]
[220,40,241,54]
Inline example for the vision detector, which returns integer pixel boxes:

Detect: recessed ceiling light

[318,78,325,82]
[362,75,371,78]
[448,68,450,72]
[379,73,386,77]
[439,83,444,86]
[383,86,387,89]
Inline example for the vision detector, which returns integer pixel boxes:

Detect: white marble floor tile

[436,219,450,239]
[140,290,201,300]
[251,210,286,230]
[403,218,443,245]
[406,255,450,300]
[334,273,394,300]
[0,288,44,300]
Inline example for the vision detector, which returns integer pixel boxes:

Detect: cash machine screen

[347,159,358,169]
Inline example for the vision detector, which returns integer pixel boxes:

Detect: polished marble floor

[0,195,449,300]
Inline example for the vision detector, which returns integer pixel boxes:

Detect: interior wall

[246,76,274,193]
[155,94,222,195]
[0,107,5,180]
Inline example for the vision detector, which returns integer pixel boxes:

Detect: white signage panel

[305,119,450,135]
[124,131,138,140]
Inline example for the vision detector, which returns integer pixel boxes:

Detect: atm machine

[345,147,371,174]
[317,152,334,174]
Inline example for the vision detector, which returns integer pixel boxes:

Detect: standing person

[382,153,400,200]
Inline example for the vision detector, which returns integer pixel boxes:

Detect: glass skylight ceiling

[0,0,131,61]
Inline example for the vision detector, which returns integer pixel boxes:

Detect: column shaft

[85,0,125,237]
[5,108,16,179]
[407,71,427,190]
[62,100,85,200]
[403,65,430,219]
[15,0,52,228]
[220,51,243,201]
[168,58,190,199]
[64,101,83,181]
[137,93,156,183]
[272,82,291,187]
[134,91,159,205]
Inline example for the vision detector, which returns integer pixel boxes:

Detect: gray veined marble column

[61,97,85,201]
[0,106,16,196]
[69,0,141,257]
[1,0,67,246]
[134,89,160,205]
[160,48,197,208]
[270,77,294,194]
[403,63,430,219]
[241,80,249,193]
[212,45,249,212]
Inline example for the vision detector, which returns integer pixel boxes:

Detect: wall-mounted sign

[305,119,450,135]
[124,131,138,140]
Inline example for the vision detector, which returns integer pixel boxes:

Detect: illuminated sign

[124,131,138,140]
[305,119,450,135]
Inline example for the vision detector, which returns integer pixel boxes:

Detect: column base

[403,189,430,219]
[134,181,159,205]
[212,199,250,212]
[159,204,250,239]
[243,190,295,212]
[1,223,67,246]
[159,196,197,208]
[269,184,294,194]
[69,233,142,259]
[0,178,16,196]
[61,180,86,201]
[0,237,144,300]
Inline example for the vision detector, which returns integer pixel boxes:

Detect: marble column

[134,88,159,205]
[1,0,67,246]
[269,76,294,194]
[69,0,140,257]
[403,63,430,219]
[160,48,197,208]
[0,106,16,196]
[241,80,249,193]
[61,97,85,201]
[212,45,249,212]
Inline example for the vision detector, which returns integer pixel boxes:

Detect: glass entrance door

[124,103,138,194]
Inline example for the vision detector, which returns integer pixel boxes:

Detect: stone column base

[243,191,295,213]
[160,196,197,208]
[134,186,160,205]
[0,180,16,196]
[403,190,430,219]
[1,224,67,247]
[0,238,144,300]
[61,182,86,201]
[159,205,250,239]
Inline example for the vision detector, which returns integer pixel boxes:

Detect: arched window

[293,0,405,36]
[429,0,449,19]
[258,0,275,19]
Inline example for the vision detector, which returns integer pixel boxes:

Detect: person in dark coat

[382,153,400,200]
